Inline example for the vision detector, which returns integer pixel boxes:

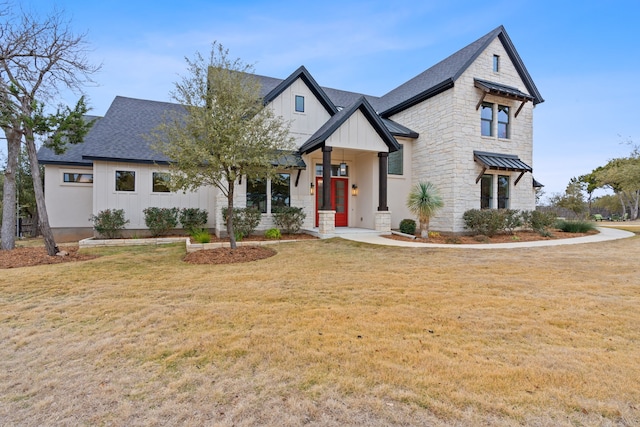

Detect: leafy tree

[151,43,294,249]
[594,155,640,220]
[0,4,99,254]
[551,177,587,218]
[406,181,444,239]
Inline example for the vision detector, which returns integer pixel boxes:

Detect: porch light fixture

[310,182,315,195]
[339,162,347,176]
[351,184,358,196]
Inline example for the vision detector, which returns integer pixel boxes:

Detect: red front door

[315,177,348,227]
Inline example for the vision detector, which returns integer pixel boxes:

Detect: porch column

[319,145,336,236]
[322,146,332,210]
[378,152,388,211]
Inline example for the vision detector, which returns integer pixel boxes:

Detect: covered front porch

[297,97,402,237]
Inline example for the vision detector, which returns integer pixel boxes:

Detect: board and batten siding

[267,77,332,147]
[92,161,217,230]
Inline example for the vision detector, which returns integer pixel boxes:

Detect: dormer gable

[263,65,338,116]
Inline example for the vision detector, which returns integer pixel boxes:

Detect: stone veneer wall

[389,38,536,233]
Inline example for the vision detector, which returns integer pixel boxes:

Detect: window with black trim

[271,173,290,212]
[388,144,403,175]
[480,174,492,208]
[246,178,267,213]
[493,55,500,72]
[498,175,510,208]
[481,102,494,137]
[295,95,305,112]
[152,172,171,193]
[115,170,135,192]
[498,105,510,139]
[63,172,93,183]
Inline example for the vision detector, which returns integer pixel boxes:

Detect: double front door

[315,177,348,227]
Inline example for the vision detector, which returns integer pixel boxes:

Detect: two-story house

[38,25,543,241]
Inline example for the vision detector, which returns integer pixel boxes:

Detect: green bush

[222,207,262,240]
[271,206,306,234]
[399,218,417,235]
[189,228,211,243]
[143,207,179,237]
[522,210,557,235]
[502,209,522,235]
[555,219,596,233]
[462,209,506,237]
[89,209,129,239]
[265,228,281,240]
[179,208,208,233]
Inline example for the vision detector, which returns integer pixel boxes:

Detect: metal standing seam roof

[473,151,532,172]
[474,78,534,101]
[271,151,306,169]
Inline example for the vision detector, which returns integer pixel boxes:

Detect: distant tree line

[543,142,640,221]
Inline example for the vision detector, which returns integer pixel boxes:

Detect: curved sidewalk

[338,227,635,249]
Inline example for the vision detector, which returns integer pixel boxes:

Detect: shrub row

[91,205,307,240]
[90,207,209,238]
[462,209,557,237]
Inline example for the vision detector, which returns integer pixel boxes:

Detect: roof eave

[381,79,454,118]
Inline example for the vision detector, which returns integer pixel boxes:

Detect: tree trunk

[1,129,21,251]
[420,218,429,239]
[24,128,59,256]
[226,178,237,250]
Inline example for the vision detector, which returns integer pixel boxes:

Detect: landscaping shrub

[222,207,262,240]
[462,209,506,237]
[271,206,306,234]
[265,228,281,240]
[143,207,179,237]
[399,218,416,235]
[502,209,522,235]
[89,209,129,239]
[179,208,208,233]
[522,210,557,235]
[555,219,596,233]
[190,228,211,243]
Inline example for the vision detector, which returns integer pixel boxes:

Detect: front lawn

[1,238,639,426]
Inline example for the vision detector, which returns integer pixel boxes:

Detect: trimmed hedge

[272,206,306,234]
[399,218,417,235]
[89,209,129,239]
[143,207,179,237]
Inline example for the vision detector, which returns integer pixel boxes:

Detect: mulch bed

[0,246,99,269]
[183,246,277,265]
[385,229,597,244]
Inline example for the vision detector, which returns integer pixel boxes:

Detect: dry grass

[1,235,639,426]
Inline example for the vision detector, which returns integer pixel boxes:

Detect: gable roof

[377,25,543,117]
[261,65,338,116]
[37,115,102,166]
[38,96,185,166]
[299,96,401,154]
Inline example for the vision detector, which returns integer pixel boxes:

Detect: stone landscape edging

[78,236,300,252]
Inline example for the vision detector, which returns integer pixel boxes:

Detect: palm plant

[407,181,444,239]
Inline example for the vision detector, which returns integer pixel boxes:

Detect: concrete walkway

[337,227,635,249]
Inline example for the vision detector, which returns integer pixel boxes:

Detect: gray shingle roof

[38,96,185,165]
[377,25,543,117]
[37,116,102,166]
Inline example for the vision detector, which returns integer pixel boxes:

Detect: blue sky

[11,0,640,199]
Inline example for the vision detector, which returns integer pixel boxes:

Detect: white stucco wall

[387,138,414,228]
[44,165,94,229]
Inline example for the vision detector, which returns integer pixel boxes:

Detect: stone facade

[390,38,536,233]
